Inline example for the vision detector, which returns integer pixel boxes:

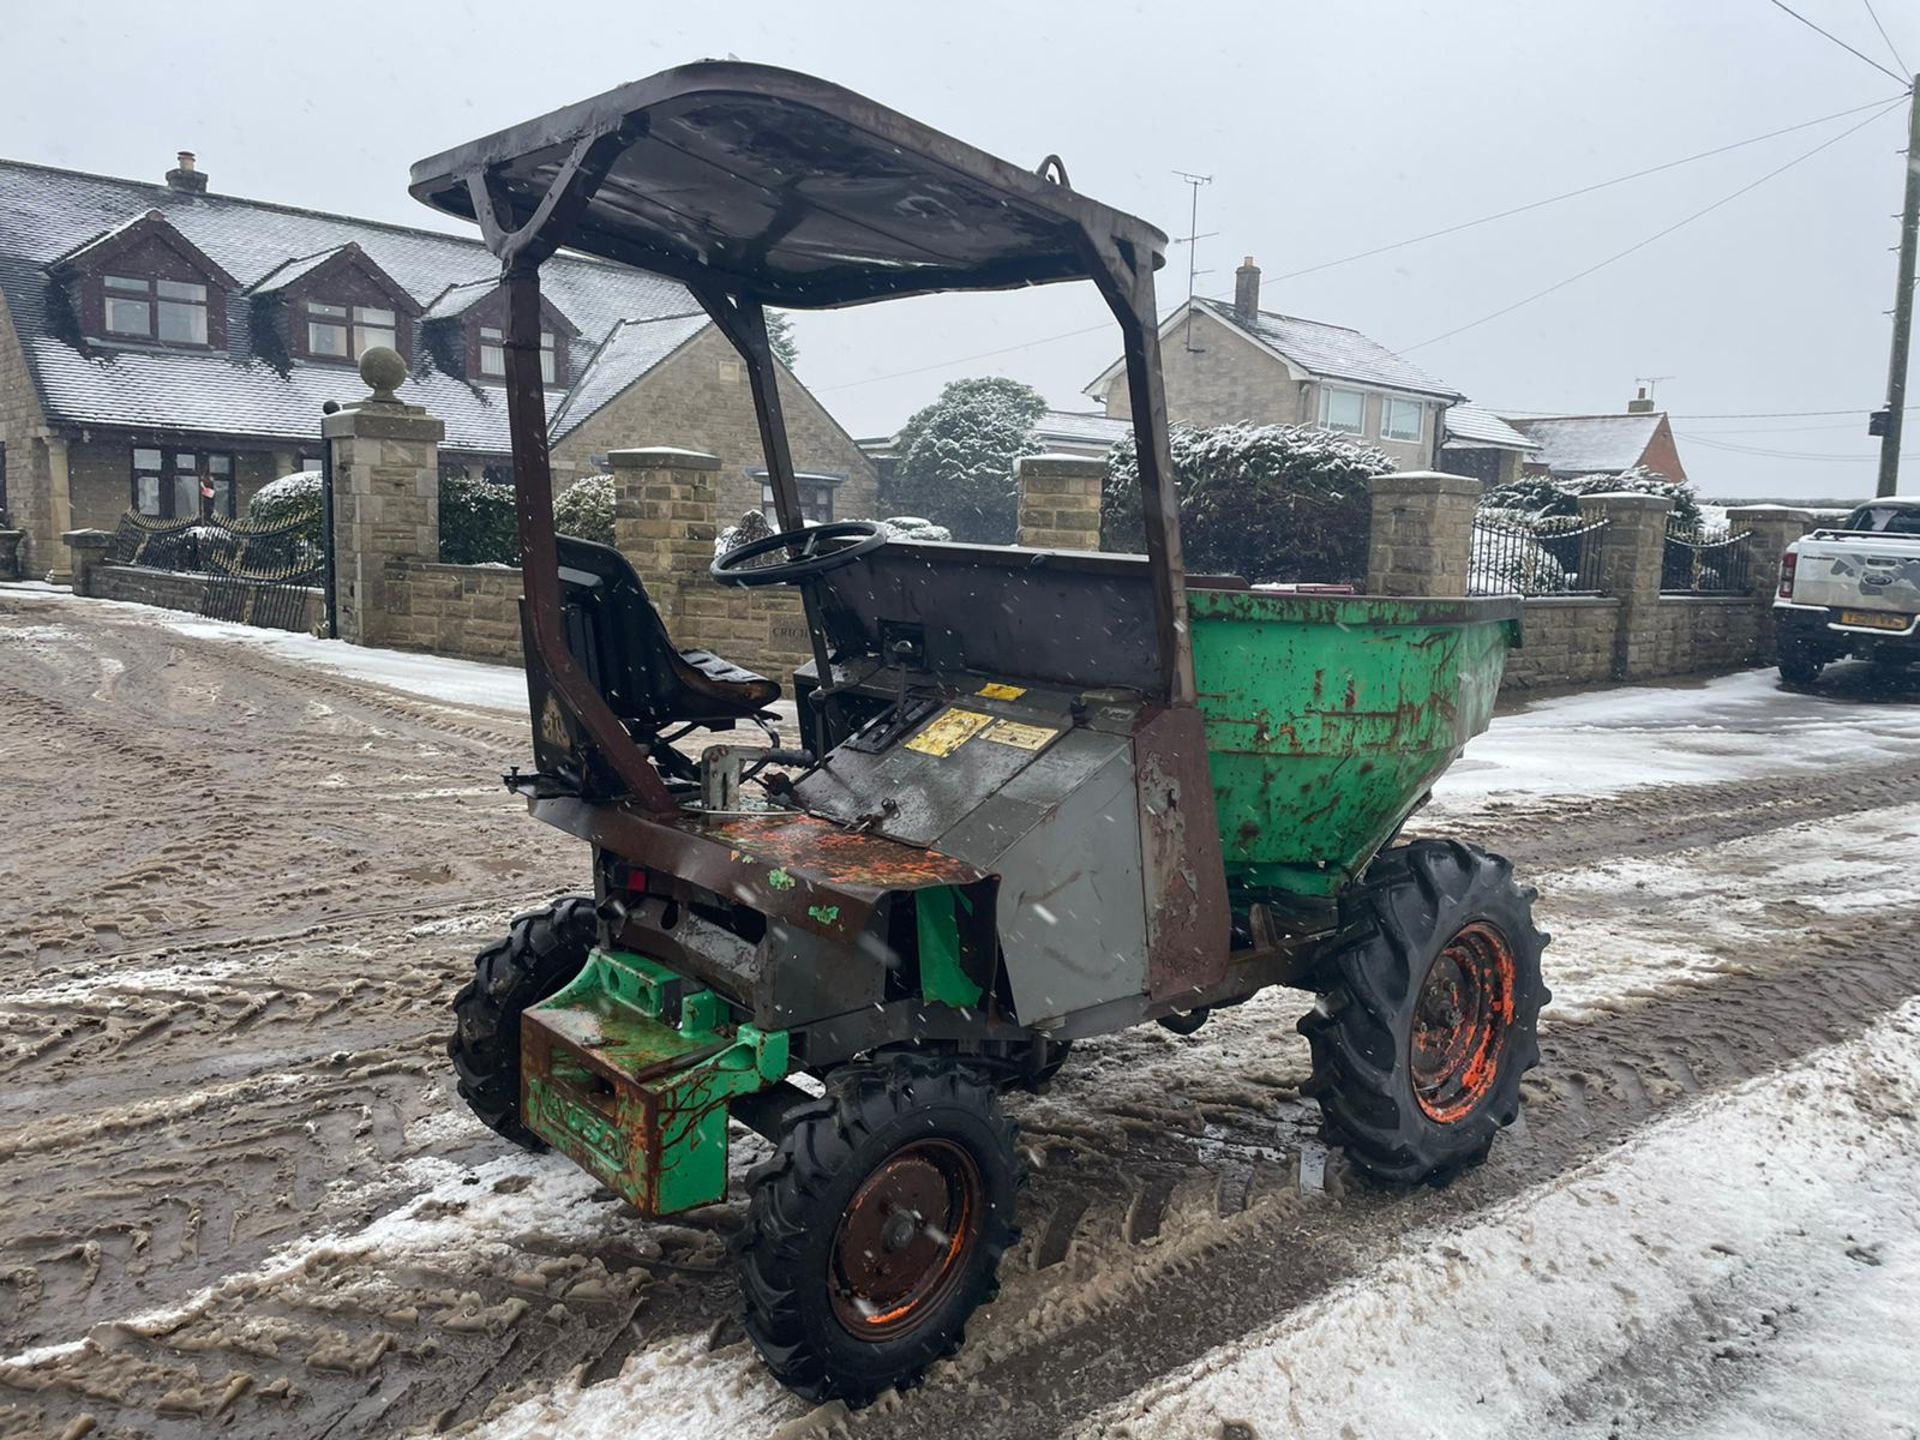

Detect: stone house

[1506,391,1691,484]
[1436,404,1541,487]
[1082,257,1481,471]
[0,152,875,577]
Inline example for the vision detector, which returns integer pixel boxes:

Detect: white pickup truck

[1773,495,1920,685]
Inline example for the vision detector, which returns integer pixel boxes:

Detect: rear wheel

[734,1056,1022,1406]
[1778,646,1824,687]
[448,896,597,1149]
[1300,840,1547,1185]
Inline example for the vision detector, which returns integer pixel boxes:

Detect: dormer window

[306,301,397,361]
[478,325,558,385]
[102,275,211,346]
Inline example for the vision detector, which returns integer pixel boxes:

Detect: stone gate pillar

[1365,471,1482,596]
[1726,505,1814,599]
[320,349,443,646]
[1577,491,1672,680]
[607,446,721,625]
[1015,452,1106,551]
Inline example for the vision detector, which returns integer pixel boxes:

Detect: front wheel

[448,896,597,1149]
[733,1056,1023,1406]
[1300,840,1548,1185]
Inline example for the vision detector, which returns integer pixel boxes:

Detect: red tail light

[1778,551,1797,599]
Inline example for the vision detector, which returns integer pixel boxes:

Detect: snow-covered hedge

[440,472,518,565]
[554,474,615,546]
[887,377,1046,543]
[245,470,324,547]
[1102,423,1391,585]
[1469,526,1569,596]
[1484,465,1702,532]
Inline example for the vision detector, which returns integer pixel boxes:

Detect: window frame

[99,274,213,348]
[304,299,399,363]
[1318,385,1367,437]
[130,447,236,520]
[753,469,842,526]
[477,324,560,386]
[1381,395,1425,443]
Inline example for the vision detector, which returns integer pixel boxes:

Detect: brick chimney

[1626,384,1655,414]
[1234,256,1260,321]
[165,151,207,195]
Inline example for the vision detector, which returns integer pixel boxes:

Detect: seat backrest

[555,536,683,728]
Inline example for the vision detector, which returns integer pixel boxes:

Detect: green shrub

[1483,465,1702,531]
[554,474,616,546]
[439,471,518,564]
[246,471,324,547]
[1102,423,1391,585]
[888,377,1046,543]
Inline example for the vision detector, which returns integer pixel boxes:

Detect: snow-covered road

[2,588,1918,1440]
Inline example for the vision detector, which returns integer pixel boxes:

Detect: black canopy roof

[408,62,1166,309]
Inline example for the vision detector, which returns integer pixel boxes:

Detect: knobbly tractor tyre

[1300,839,1548,1186]
[448,895,597,1150]
[734,1056,1023,1406]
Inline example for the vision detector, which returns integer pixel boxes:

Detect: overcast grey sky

[5,0,1916,498]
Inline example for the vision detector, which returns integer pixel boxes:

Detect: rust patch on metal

[1134,704,1231,1000]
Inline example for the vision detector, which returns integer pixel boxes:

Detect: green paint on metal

[806,903,841,926]
[916,886,982,1009]
[522,947,789,1217]
[1186,589,1518,898]
[766,867,796,890]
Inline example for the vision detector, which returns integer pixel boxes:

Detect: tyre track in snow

[5,592,1920,1439]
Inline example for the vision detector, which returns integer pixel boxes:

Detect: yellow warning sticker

[982,719,1059,751]
[905,708,996,757]
[977,682,1028,701]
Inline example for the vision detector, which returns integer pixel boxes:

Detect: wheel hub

[829,1139,981,1339]
[1410,920,1517,1124]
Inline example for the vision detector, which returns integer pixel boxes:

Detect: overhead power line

[818,101,1905,397]
[1268,96,1902,284]
[1677,430,1882,460]
[1862,0,1910,73]
[1397,98,1906,355]
[1767,0,1911,85]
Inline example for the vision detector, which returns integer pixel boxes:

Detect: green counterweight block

[521,947,789,1216]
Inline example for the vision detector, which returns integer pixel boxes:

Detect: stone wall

[1499,597,1621,690]
[79,562,323,633]
[379,561,523,664]
[550,324,880,529]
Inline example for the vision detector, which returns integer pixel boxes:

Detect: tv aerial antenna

[1172,170,1215,352]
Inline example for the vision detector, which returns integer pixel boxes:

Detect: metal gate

[108,510,326,631]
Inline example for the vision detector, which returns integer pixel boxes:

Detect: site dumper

[411,62,1546,1405]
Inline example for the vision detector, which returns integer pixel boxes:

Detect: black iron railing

[109,510,326,586]
[1470,515,1610,597]
[1661,523,1752,595]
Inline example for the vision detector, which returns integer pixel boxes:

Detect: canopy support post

[696,287,841,759]
[1082,234,1195,707]
[469,143,680,813]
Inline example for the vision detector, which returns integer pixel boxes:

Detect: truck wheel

[448,895,597,1150]
[1300,840,1547,1186]
[734,1056,1023,1406]
[1778,647,1824,687]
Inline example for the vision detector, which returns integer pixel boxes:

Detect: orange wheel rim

[1410,921,1517,1124]
[828,1138,981,1339]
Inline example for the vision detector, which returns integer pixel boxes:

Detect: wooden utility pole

[1875,77,1920,497]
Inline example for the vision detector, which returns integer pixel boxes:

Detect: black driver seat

[555,536,780,729]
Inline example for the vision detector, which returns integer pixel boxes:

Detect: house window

[307,301,398,360]
[1319,386,1366,436]
[131,447,234,519]
[1382,396,1424,443]
[479,326,558,384]
[759,474,838,525]
[101,276,211,345]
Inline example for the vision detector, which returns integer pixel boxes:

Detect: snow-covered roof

[1443,404,1539,451]
[1507,413,1664,476]
[422,277,496,320]
[0,156,706,453]
[1193,297,1462,400]
[246,244,350,296]
[1034,408,1129,449]
[548,313,709,440]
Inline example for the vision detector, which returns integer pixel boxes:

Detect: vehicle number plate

[1839,610,1909,631]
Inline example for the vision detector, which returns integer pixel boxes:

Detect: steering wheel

[709,520,888,588]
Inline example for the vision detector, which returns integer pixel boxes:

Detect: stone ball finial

[359,346,407,401]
